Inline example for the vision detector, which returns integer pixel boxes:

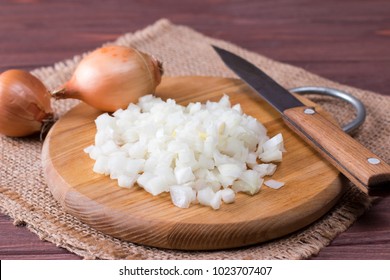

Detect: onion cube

[170,185,196,208]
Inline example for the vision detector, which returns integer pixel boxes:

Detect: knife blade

[213,45,390,195]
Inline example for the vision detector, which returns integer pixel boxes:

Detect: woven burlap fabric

[0,19,388,259]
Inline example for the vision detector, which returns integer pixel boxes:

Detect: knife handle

[283,106,390,195]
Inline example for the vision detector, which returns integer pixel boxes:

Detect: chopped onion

[170,184,196,208]
[259,133,285,162]
[220,188,235,204]
[85,94,285,209]
[264,179,285,189]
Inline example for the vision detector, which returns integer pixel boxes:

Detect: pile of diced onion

[84,94,285,210]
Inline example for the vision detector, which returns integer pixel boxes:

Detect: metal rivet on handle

[304,108,316,115]
[368,158,381,165]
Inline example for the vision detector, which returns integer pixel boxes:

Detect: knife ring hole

[290,86,366,134]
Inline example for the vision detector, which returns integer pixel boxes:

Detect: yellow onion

[0,69,53,137]
[52,45,163,112]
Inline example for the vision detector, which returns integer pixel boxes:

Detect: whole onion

[0,69,53,137]
[52,45,163,112]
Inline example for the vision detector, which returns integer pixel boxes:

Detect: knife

[213,45,390,195]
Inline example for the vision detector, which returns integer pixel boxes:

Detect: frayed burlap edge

[2,18,388,259]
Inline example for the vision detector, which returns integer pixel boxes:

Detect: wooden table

[1,0,389,260]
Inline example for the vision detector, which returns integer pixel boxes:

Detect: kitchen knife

[213,45,390,195]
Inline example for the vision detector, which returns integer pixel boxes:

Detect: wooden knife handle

[283,106,390,195]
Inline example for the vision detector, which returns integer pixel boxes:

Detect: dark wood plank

[0,213,81,260]
[1,0,389,94]
[0,0,389,260]
[313,196,390,259]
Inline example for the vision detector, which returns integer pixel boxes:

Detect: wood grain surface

[41,76,343,250]
[0,0,389,259]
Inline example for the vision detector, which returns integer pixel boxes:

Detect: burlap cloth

[0,19,389,260]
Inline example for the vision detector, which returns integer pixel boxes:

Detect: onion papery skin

[52,46,163,112]
[0,69,53,137]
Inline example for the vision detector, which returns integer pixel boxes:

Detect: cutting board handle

[283,106,390,195]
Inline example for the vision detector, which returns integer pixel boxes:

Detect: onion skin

[0,69,53,137]
[52,46,163,112]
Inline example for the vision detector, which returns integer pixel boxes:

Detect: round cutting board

[42,76,343,250]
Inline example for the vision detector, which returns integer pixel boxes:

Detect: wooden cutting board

[41,76,344,250]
